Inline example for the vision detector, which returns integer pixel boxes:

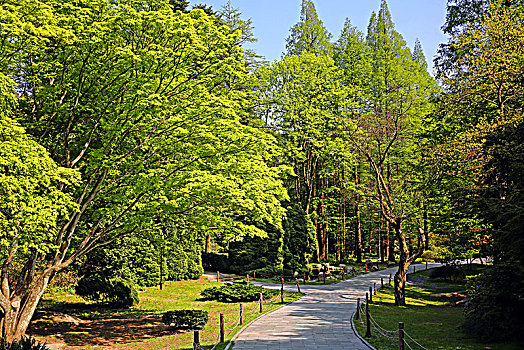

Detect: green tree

[285,0,332,56]
[0,0,287,340]
[435,2,524,340]
[256,52,353,261]
[348,0,437,305]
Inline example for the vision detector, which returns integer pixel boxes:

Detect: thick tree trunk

[1,275,50,341]
[393,221,425,306]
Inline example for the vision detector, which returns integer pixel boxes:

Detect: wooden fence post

[220,313,225,343]
[374,282,377,295]
[217,271,220,283]
[296,278,301,293]
[259,293,263,313]
[240,303,243,325]
[193,330,200,350]
[356,297,360,320]
[399,322,404,350]
[281,277,284,303]
[381,277,384,288]
[365,293,371,338]
[369,286,373,303]
[414,266,416,273]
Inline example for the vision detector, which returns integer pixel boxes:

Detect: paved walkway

[232,263,440,350]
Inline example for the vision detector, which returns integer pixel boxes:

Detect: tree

[217,0,261,69]
[285,0,332,56]
[435,2,524,340]
[0,0,287,340]
[256,52,354,261]
[0,115,80,339]
[345,0,436,305]
[333,19,371,263]
[169,0,189,12]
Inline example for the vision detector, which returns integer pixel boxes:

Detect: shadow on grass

[29,311,190,347]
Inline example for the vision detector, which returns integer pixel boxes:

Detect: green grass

[34,277,303,349]
[353,265,522,350]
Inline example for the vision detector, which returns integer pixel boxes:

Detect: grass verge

[353,264,522,350]
[31,277,303,350]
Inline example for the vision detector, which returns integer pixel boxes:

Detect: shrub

[463,264,524,341]
[200,280,278,302]
[202,253,230,272]
[162,310,208,330]
[0,337,49,350]
[76,276,138,307]
[429,265,464,281]
[168,256,203,281]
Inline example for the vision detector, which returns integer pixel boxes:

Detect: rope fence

[356,283,429,350]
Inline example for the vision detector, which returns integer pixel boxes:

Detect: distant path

[231,263,440,350]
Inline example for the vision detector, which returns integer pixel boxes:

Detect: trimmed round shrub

[0,336,49,349]
[162,310,208,330]
[200,280,278,302]
[76,276,138,307]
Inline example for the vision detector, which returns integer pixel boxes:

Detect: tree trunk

[388,222,395,262]
[1,275,50,341]
[205,234,211,253]
[355,166,362,263]
[393,221,425,306]
[423,206,429,251]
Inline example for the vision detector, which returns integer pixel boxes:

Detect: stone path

[231,263,440,350]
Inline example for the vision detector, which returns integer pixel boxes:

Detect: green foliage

[0,337,49,350]
[429,265,465,281]
[75,276,138,308]
[200,280,278,302]
[464,264,524,341]
[0,116,80,258]
[229,221,284,274]
[285,0,332,56]
[161,310,208,330]
[202,253,230,272]
[282,204,316,271]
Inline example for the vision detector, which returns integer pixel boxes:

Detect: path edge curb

[350,310,376,350]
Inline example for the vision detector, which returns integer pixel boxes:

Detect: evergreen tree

[285,0,332,56]
[412,38,428,73]
[218,0,263,69]
[352,0,437,306]
[169,0,189,12]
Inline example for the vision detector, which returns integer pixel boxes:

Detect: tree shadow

[29,312,180,347]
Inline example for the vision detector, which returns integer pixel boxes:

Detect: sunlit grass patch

[353,266,522,350]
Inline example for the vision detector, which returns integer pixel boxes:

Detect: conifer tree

[348,0,436,306]
[285,0,332,56]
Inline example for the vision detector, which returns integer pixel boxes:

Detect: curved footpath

[231,263,440,350]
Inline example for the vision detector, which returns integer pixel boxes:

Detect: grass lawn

[353,264,523,350]
[30,276,302,350]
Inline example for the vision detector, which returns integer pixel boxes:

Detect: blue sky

[189,0,449,75]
